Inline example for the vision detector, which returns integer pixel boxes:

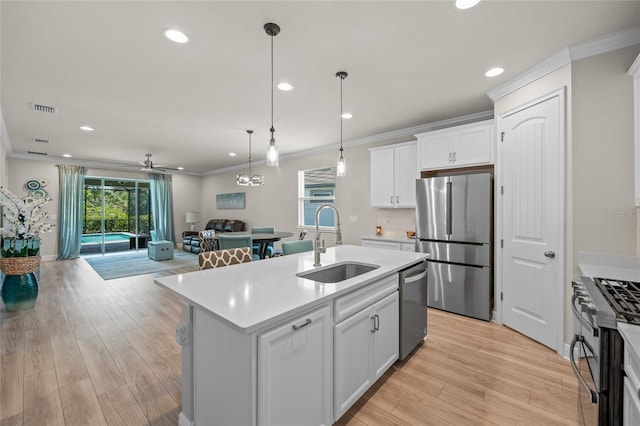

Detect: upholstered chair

[281,239,314,255]
[250,227,275,257]
[217,234,260,261]
[198,247,253,270]
[198,229,217,252]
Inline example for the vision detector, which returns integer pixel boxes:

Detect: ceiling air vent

[29,102,57,114]
[26,151,48,156]
[32,138,50,144]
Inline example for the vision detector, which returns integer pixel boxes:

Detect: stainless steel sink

[296,261,380,283]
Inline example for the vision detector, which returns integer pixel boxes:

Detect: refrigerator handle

[446,181,452,235]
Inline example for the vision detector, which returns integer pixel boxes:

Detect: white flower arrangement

[0,186,55,257]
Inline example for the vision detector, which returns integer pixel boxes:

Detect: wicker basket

[0,255,41,275]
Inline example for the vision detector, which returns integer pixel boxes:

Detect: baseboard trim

[178,412,194,426]
[563,341,579,361]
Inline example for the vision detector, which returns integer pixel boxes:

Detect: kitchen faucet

[314,204,342,266]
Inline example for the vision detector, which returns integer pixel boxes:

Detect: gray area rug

[84,249,198,280]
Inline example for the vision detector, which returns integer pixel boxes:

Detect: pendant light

[336,71,348,177]
[236,130,264,186]
[265,23,280,167]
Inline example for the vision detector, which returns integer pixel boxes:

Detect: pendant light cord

[248,130,253,176]
[340,76,343,153]
[270,33,275,136]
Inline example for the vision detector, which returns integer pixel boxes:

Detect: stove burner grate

[594,278,640,323]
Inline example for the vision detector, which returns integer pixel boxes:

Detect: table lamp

[186,211,201,232]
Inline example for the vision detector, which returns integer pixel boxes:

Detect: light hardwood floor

[1,257,581,425]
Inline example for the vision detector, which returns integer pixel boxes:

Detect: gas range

[572,276,631,425]
[593,277,640,325]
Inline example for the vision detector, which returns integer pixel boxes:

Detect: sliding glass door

[81,177,152,255]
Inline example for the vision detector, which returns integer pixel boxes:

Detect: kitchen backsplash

[376,208,416,237]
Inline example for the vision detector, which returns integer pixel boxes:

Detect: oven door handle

[569,334,598,404]
[571,294,598,337]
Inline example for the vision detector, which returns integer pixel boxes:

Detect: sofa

[182,219,246,253]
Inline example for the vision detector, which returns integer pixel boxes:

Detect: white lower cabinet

[258,305,333,426]
[334,291,399,420]
[624,377,640,426]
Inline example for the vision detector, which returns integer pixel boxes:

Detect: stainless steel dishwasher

[398,260,428,360]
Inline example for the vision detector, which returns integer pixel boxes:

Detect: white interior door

[500,91,564,351]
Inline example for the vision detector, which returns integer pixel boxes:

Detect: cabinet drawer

[334,274,398,323]
[361,240,402,250]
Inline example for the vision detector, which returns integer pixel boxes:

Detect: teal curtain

[56,164,86,259]
[149,173,175,243]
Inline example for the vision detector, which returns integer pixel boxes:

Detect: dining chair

[281,239,314,255]
[251,227,276,257]
[198,229,217,252]
[198,247,253,270]
[218,234,261,260]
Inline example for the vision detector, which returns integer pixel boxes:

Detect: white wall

[5,160,202,257]
[572,45,639,261]
[200,139,416,250]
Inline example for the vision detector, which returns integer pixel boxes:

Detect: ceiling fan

[139,153,182,171]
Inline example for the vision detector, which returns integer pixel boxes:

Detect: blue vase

[1,272,39,312]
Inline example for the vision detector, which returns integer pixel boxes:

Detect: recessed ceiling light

[62,154,72,158]
[229,152,237,157]
[80,125,94,131]
[177,166,184,170]
[164,29,188,44]
[277,82,294,91]
[456,0,481,9]
[341,113,353,119]
[485,67,504,77]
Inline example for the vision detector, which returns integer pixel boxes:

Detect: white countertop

[155,245,427,333]
[361,234,417,244]
[578,251,640,282]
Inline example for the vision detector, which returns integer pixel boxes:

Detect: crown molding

[205,110,494,175]
[488,25,640,101]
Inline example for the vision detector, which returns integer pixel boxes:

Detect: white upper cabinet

[370,141,418,208]
[416,120,494,171]
[629,53,640,206]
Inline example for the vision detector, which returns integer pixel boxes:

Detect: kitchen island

[155,244,428,426]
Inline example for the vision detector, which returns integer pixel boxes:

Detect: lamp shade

[186,211,201,224]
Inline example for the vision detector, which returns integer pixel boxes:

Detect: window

[298,166,336,229]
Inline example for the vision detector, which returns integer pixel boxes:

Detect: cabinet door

[370,148,395,207]
[401,242,416,252]
[451,124,493,166]
[395,143,418,207]
[624,377,640,426]
[334,307,374,420]
[258,305,332,426]
[371,292,399,380]
[417,133,452,170]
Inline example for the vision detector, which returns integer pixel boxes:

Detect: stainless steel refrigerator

[415,173,493,321]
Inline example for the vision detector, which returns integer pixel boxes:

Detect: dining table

[215,231,294,259]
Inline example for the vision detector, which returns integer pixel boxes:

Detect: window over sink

[298,166,336,229]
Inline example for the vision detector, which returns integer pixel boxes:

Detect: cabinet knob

[390,196,394,204]
[396,195,399,203]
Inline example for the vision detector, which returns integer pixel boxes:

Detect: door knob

[544,251,556,258]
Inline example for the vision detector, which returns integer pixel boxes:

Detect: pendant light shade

[265,23,280,167]
[336,71,348,177]
[236,130,264,186]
